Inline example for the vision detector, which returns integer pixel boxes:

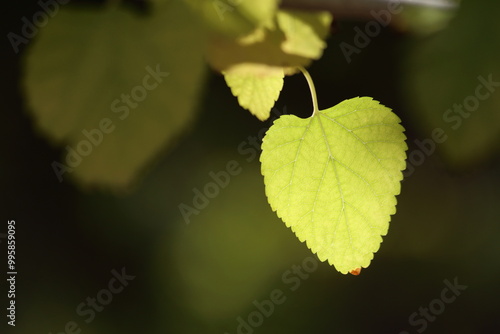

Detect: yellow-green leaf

[183,0,279,37]
[206,25,310,73]
[24,2,206,188]
[224,68,284,121]
[260,97,407,274]
[277,9,332,59]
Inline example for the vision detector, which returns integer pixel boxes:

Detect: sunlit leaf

[277,9,332,59]
[183,0,279,37]
[224,67,284,121]
[206,9,332,74]
[208,7,332,120]
[206,25,310,73]
[261,97,407,274]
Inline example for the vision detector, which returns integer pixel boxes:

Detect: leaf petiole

[299,67,319,117]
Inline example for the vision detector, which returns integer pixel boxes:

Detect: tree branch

[281,0,458,19]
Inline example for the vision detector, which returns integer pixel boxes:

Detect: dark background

[2,0,500,333]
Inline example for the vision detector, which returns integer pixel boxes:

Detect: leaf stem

[299,67,319,116]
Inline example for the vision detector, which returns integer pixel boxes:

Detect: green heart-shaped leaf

[260,97,407,274]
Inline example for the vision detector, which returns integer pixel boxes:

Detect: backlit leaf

[260,97,407,274]
[206,25,310,73]
[183,0,279,37]
[206,9,332,74]
[277,9,332,59]
[223,68,284,121]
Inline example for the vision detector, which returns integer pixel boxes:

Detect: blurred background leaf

[277,9,332,59]
[184,0,279,37]
[24,1,206,188]
[404,0,500,167]
[157,158,305,321]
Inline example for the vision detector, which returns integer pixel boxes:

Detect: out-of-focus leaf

[277,9,332,59]
[183,0,279,37]
[206,9,332,74]
[405,0,500,166]
[205,7,332,120]
[206,25,310,73]
[159,160,304,320]
[399,5,457,36]
[24,1,206,188]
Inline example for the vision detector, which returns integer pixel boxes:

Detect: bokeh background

[2,0,500,333]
